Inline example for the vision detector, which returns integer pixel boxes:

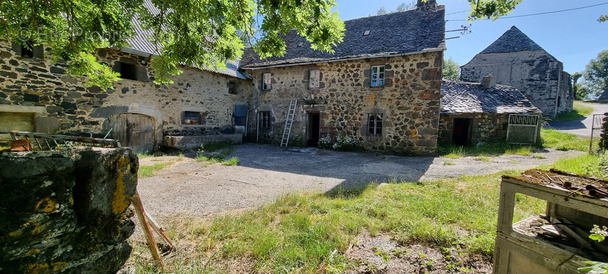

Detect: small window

[371,65,385,87]
[368,113,383,136]
[228,81,237,94]
[309,69,320,90]
[259,111,271,129]
[119,62,138,80]
[183,111,202,125]
[262,73,271,91]
[21,42,34,58]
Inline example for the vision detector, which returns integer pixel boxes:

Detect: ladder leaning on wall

[280,100,298,147]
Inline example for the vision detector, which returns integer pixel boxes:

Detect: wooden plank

[132,192,165,270]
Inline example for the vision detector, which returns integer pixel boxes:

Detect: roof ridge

[479,25,544,54]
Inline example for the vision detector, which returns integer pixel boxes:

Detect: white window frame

[262,73,272,91]
[368,113,383,136]
[309,69,320,90]
[371,65,385,87]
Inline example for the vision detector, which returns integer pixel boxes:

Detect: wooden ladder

[280,100,298,147]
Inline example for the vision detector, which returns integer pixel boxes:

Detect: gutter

[241,47,446,70]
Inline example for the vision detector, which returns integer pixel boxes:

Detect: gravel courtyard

[137,144,578,218]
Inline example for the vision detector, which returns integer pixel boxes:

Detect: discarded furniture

[495,169,608,274]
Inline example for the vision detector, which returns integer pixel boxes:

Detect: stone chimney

[481,76,497,89]
[417,0,436,9]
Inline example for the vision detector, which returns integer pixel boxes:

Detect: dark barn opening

[308,113,320,147]
[452,118,471,145]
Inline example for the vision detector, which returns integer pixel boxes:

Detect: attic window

[228,81,237,94]
[309,69,320,90]
[363,30,371,36]
[20,41,34,58]
[119,62,138,80]
[262,72,271,91]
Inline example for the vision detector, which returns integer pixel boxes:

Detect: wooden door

[109,113,156,152]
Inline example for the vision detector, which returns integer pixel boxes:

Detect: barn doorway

[452,118,471,145]
[307,112,320,147]
[108,113,156,152]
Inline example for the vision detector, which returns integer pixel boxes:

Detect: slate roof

[441,80,541,114]
[597,89,608,103]
[479,26,544,54]
[240,6,446,69]
[121,0,246,79]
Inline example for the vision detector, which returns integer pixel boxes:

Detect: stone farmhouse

[0,1,445,155]
[240,1,445,155]
[440,78,541,146]
[460,26,573,118]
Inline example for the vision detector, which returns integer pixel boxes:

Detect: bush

[332,136,357,151]
[318,136,333,149]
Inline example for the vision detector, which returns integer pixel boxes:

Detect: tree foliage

[377,7,387,15]
[443,58,460,81]
[584,50,608,96]
[0,0,344,88]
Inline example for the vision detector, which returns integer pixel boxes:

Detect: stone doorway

[452,118,471,145]
[307,112,320,147]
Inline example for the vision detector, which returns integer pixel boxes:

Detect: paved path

[546,102,608,137]
[137,144,579,218]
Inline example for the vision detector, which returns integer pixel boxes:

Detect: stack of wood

[601,113,608,150]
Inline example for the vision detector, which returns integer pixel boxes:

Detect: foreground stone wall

[461,50,573,118]
[244,52,443,155]
[0,39,251,148]
[438,113,510,145]
[0,148,137,273]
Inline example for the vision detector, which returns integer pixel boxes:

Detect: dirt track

[137,144,579,218]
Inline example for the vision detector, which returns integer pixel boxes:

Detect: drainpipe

[256,110,260,143]
[245,106,256,137]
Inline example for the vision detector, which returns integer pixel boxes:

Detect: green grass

[438,142,535,158]
[474,157,492,162]
[443,161,455,166]
[540,129,589,151]
[196,142,237,166]
[539,153,607,179]
[138,162,173,178]
[552,101,594,122]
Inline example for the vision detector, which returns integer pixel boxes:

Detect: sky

[334,0,608,75]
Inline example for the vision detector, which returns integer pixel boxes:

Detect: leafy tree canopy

[584,50,608,96]
[0,0,345,88]
[443,58,460,81]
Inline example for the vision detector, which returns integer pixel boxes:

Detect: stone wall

[460,50,573,118]
[0,39,252,149]
[438,113,510,145]
[244,52,443,155]
[0,147,137,273]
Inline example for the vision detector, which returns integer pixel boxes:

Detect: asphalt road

[545,102,608,137]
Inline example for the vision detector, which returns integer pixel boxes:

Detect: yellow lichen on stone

[112,156,131,215]
[34,197,56,213]
[26,263,49,273]
[25,248,40,256]
[52,262,67,271]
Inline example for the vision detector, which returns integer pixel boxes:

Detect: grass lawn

[129,139,605,272]
[138,162,174,178]
[437,129,589,158]
[552,101,594,122]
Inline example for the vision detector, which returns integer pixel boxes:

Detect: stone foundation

[0,147,138,273]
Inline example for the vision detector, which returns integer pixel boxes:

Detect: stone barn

[239,0,445,155]
[460,26,573,118]
[0,32,251,151]
[439,78,542,145]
